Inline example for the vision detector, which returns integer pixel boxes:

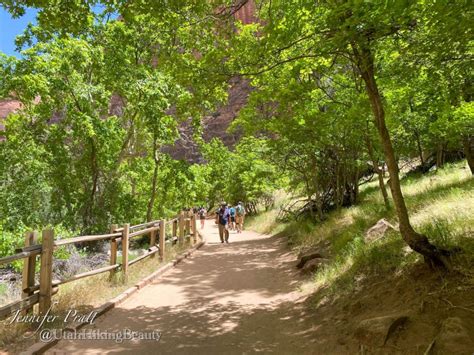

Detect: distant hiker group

[192,202,246,243]
[215,202,246,243]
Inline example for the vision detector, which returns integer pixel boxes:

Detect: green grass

[245,190,291,235]
[248,161,474,295]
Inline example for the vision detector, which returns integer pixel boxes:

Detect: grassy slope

[246,161,474,352]
[246,161,474,294]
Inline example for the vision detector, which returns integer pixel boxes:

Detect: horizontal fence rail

[0,211,198,319]
[129,226,160,239]
[0,251,38,266]
[54,232,123,246]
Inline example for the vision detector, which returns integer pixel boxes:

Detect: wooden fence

[0,211,198,319]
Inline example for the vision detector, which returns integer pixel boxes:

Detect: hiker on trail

[235,201,245,233]
[198,206,206,229]
[229,205,236,231]
[217,202,231,243]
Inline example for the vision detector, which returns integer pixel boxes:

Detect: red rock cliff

[164,1,257,162]
[0,1,257,156]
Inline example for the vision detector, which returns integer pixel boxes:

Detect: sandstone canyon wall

[0,1,257,159]
[163,1,256,162]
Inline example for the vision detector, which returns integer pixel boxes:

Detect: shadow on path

[48,223,334,354]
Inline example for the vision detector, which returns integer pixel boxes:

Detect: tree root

[441,298,474,314]
[409,233,454,272]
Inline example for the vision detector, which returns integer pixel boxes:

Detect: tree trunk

[415,131,424,166]
[95,122,135,220]
[335,160,343,208]
[146,161,159,222]
[352,43,452,270]
[312,169,325,221]
[83,138,99,232]
[146,135,160,222]
[353,168,359,204]
[462,135,474,175]
[409,99,425,166]
[436,143,445,170]
[364,126,390,209]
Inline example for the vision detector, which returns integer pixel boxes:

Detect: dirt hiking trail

[47,222,328,354]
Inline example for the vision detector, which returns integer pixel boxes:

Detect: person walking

[198,206,206,229]
[229,205,236,231]
[217,202,231,243]
[235,201,245,233]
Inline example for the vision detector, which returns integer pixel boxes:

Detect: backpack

[236,205,244,216]
[218,207,228,225]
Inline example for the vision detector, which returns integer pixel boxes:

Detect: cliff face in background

[163,76,253,163]
[164,1,257,162]
[0,1,257,158]
[0,75,254,160]
[234,0,256,24]
[0,99,22,141]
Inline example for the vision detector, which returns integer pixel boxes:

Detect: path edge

[21,238,206,355]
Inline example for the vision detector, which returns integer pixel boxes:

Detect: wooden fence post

[109,224,118,280]
[192,214,197,242]
[22,231,37,315]
[189,215,194,244]
[150,225,157,258]
[185,217,191,240]
[121,224,130,281]
[39,229,54,315]
[172,220,177,243]
[159,220,165,260]
[178,212,185,245]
